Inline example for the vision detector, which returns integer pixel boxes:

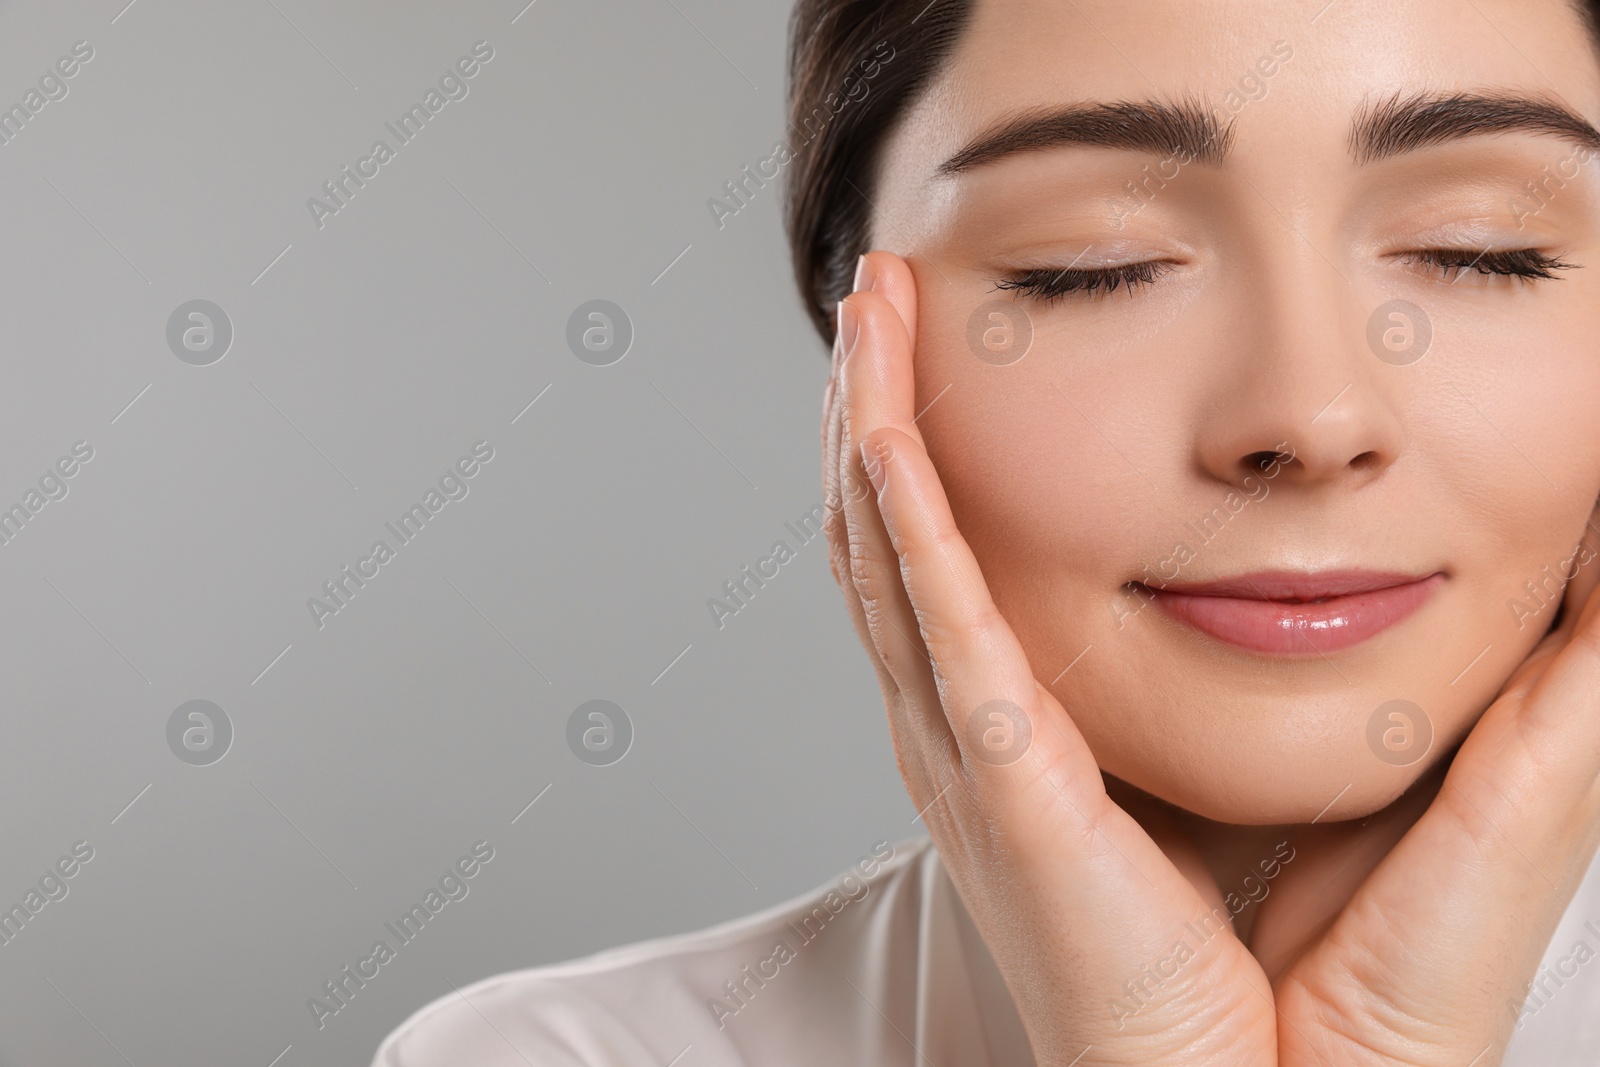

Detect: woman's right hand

[823,250,1278,1065]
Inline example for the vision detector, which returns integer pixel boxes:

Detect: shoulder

[369,836,939,1067]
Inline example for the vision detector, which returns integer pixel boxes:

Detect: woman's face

[868,0,1600,823]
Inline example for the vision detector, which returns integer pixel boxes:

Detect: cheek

[1367,316,1600,782]
[1425,309,1600,612]
[906,274,1600,823]
[913,323,1163,653]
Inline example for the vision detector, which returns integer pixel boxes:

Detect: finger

[857,249,919,364]
[823,310,846,587]
[836,282,943,701]
[825,257,877,590]
[1310,503,1600,1059]
[839,255,926,455]
[858,420,1239,1038]
[834,270,957,792]
[836,254,924,647]
[841,262,1104,809]
[831,256,936,719]
[860,426,1103,791]
[821,253,953,813]
[840,252,1057,779]
[844,290,1273,1051]
[822,300,895,698]
[835,257,926,692]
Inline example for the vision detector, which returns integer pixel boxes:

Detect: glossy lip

[1135,569,1447,656]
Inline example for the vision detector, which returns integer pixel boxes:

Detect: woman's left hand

[1261,507,1600,1066]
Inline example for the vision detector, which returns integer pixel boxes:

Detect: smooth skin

[828,251,1600,1065]
[818,0,1600,1061]
[864,0,1600,832]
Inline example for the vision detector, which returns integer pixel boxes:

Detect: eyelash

[992,260,1173,303]
[1401,247,1578,283]
[991,248,1579,304]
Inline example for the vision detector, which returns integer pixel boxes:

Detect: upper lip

[1138,569,1443,601]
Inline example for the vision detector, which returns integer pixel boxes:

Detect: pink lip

[1137,569,1446,655]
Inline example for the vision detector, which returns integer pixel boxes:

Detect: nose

[1193,261,1405,491]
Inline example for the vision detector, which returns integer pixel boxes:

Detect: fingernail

[837,298,861,359]
[853,253,878,294]
[861,438,888,495]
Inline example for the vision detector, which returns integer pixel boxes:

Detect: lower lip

[1142,574,1445,655]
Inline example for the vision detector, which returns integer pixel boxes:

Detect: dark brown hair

[783,0,1600,351]
[783,0,974,347]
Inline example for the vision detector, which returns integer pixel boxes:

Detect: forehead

[873,0,1600,221]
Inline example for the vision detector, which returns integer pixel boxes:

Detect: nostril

[1349,450,1380,471]
[1245,450,1287,473]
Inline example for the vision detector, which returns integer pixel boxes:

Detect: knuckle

[823,491,841,525]
[894,523,958,581]
[823,499,845,535]
[858,597,892,635]
[849,544,895,609]
[839,464,875,508]
[845,530,874,573]
[915,593,999,659]
[922,519,969,561]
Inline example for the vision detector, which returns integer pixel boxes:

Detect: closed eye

[1401,247,1579,284]
[991,260,1176,304]
[992,247,1579,304]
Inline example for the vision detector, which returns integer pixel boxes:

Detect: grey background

[0,1,912,1064]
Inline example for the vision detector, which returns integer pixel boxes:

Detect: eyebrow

[1350,90,1600,163]
[935,99,1231,176]
[934,91,1600,177]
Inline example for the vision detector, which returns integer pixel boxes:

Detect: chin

[1119,756,1435,827]
[1070,683,1485,827]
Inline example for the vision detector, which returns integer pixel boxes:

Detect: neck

[1103,765,1445,956]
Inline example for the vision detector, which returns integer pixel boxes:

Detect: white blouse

[369,834,1600,1066]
